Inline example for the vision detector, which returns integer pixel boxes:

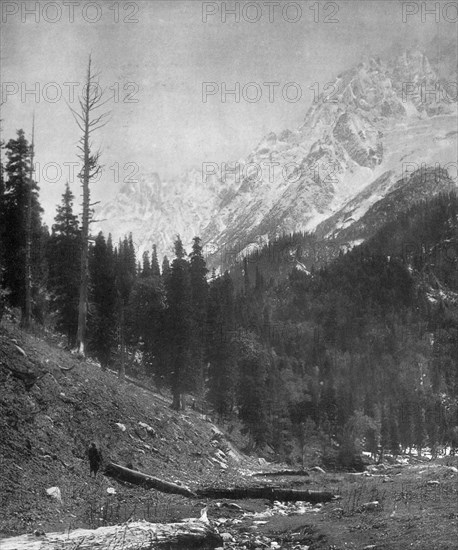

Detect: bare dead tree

[21,114,34,329]
[69,56,111,355]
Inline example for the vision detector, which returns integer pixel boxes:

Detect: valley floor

[208,460,458,550]
[1,322,457,549]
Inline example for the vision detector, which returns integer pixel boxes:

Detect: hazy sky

[0,0,452,223]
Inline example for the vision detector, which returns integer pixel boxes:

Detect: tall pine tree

[89,232,117,369]
[189,237,208,398]
[47,183,81,344]
[115,234,137,379]
[207,271,237,417]
[165,236,192,410]
[127,252,165,381]
[162,255,171,281]
[0,129,44,316]
[151,245,161,279]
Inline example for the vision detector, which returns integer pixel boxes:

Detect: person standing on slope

[87,442,103,478]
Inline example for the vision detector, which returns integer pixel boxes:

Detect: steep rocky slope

[0,321,256,536]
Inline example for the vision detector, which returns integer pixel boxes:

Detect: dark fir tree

[127,259,165,381]
[236,332,269,448]
[165,236,192,410]
[141,251,151,278]
[88,233,117,369]
[47,183,81,344]
[116,234,137,379]
[189,237,208,397]
[0,129,44,316]
[151,245,161,279]
[23,116,35,328]
[207,271,237,417]
[161,255,170,281]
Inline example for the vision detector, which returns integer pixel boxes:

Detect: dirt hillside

[3,322,458,549]
[0,321,257,536]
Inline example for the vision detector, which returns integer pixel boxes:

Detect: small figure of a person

[87,442,102,478]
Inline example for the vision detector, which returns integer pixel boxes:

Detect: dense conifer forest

[1,129,457,467]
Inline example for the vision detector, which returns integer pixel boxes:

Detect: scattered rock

[138,421,156,436]
[220,532,234,542]
[106,487,116,495]
[45,487,62,503]
[115,422,126,432]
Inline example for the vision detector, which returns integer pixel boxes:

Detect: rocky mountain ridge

[95,40,457,266]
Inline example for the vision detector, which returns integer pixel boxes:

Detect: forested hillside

[1,123,457,469]
[232,189,458,465]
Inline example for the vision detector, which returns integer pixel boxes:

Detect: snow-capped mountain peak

[95,40,457,265]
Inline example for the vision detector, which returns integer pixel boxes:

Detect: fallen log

[195,486,335,503]
[104,462,197,498]
[252,469,310,477]
[0,520,222,549]
[104,463,336,503]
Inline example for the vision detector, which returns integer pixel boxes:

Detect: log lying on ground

[104,463,337,503]
[104,462,197,498]
[0,520,222,550]
[195,486,335,503]
[252,469,309,477]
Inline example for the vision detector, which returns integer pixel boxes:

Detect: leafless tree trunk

[21,115,34,329]
[70,56,110,355]
[103,463,336,503]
